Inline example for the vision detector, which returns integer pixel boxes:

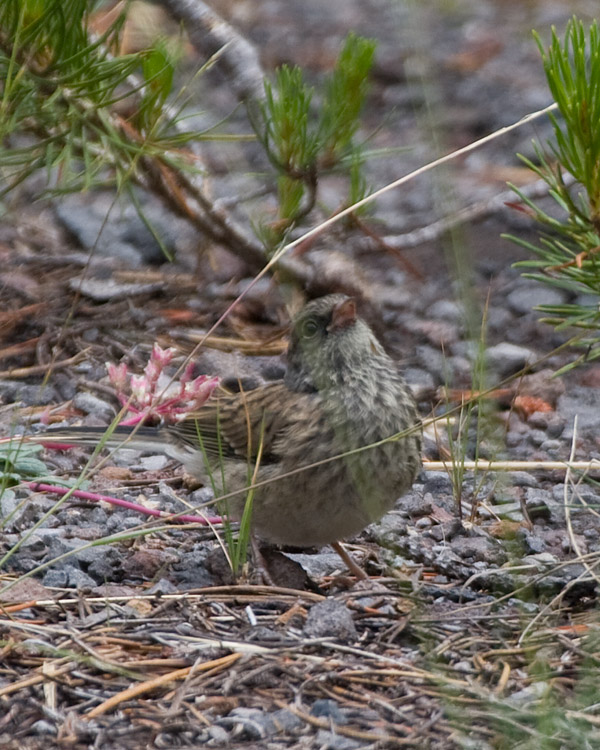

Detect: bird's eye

[301,319,319,338]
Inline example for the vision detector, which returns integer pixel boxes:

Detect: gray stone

[527,411,554,430]
[486,342,537,376]
[65,567,97,589]
[508,682,551,705]
[474,569,520,594]
[20,533,51,557]
[558,387,600,437]
[271,708,304,733]
[486,306,513,331]
[368,512,409,547]
[0,489,19,519]
[546,416,567,438]
[525,488,554,521]
[108,448,145,468]
[259,359,286,381]
[315,730,361,750]
[81,327,100,343]
[448,354,473,381]
[507,284,568,315]
[139,454,170,471]
[31,721,57,735]
[491,501,523,521]
[415,344,446,380]
[86,547,123,581]
[310,699,346,723]
[540,439,563,455]
[45,535,88,560]
[523,552,559,570]
[56,189,193,266]
[551,484,568,503]
[422,471,454,494]
[8,384,57,406]
[562,534,587,554]
[0,379,19,402]
[521,532,546,554]
[106,513,145,534]
[72,392,115,421]
[71,543,110,565]
[398,492,433,516]
[43,568,70,587]
[508,472,539,488]
[428,519,465,542]
[146,578,178,595]
[173,549,217,588]
[558,484,599,509]
[403,367,436,390]
[284,550,344,578]
[506,431,525,448]
[537,566,595,598]
[528,429,547,446]
[188,487,215,505]
[574,293,598,308]
[450,535,508,565]
[205,726,230,745]
[304,599,357,641]
[12,556,42,573]
[429,299,464,322]
[86,506,109,525]
[219,707,275,740]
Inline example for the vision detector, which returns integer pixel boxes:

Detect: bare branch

[160,0,266,104]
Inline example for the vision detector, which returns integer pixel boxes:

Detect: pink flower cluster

[107,344,219,426]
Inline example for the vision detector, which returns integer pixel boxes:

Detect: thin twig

[86,652,242,718]
[0,350,90,379]
[423,459,600,474]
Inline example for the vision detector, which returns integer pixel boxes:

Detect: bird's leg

[331,541,368,580]
[250,534,276,585]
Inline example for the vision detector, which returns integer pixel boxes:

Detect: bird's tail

[24,424,168,453]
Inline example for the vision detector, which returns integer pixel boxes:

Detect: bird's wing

[168,382,292,463]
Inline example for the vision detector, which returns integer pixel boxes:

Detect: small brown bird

[40,295,422,575]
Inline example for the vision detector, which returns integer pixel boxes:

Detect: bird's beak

[328,298,357,332]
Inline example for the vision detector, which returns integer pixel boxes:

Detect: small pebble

[310,699,346,723]
[507,285,567,315]
[72,392,115,420]
[304,600,357,641]
[31,721,57,736]
[428,299,464,322]
[523,552,559,569]
[139,454,170,471]
[540,439,562,454]
[206,726,230,745]
[528,429,547,446]
[508,472,539,488]
[486,342,537,376]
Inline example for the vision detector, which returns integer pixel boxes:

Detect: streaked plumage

[40,295,422,548]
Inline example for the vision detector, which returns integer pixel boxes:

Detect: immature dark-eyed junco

[39,295,422,572]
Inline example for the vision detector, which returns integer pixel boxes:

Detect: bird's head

[284,295,385,392]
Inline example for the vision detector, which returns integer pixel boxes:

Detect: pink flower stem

[27,482,222,525]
